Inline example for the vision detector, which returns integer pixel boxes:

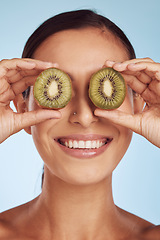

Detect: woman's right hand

[0,58,61,144]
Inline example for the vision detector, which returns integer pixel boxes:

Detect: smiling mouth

[57,138,112,150]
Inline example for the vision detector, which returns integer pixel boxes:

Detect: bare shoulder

[117,206,160,240]
[141,225,160,239]
[0,219,10,240]
[0,211,16,239]
[0,204,25,239]
[0,199,37,240]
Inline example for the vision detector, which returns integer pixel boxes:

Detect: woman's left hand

[94,58,160,148]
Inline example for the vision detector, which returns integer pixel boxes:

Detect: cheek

[118,127,132,159]
[119,86,134,114]
[30,118,59,167]
[116,86,133,160]
[27,89,52,159]
[109,126,132,171]
[127,87,134,111]
[27,87,39,113]
[117,87,134,155]
[31,124,49,161]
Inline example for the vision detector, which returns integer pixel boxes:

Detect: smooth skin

[0,27,160,240]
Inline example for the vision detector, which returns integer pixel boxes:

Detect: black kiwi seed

[89,67,126,109]
[34,68,72,109]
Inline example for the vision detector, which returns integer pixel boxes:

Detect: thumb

[94,109,142,135]
[13,109,61,134]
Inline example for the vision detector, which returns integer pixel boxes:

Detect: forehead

[33,28,129,72]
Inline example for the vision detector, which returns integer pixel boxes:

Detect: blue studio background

[0,0,160,224]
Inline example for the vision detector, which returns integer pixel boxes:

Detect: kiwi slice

[89,67,126,109]
[34,68,72,109]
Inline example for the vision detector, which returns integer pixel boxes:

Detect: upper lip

[55,134,113,141]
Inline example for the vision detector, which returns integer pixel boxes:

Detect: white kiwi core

[103,79,113,97]
[48,81,58,97]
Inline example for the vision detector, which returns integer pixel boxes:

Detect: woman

[0,9,160,239]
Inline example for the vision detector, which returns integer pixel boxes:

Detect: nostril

[69,98,98,127]
[74,121,80,125]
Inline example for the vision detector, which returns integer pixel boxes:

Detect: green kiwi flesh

[34,68,72,109]
[89,67,126,109]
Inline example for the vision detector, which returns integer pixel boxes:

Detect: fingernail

[45,110,61,119]
[105,60,115,66]
[128,63,136,67]
[43,62,55,66]
[114,62,122,66]
[26,61,36,65]
[51,112,62,118]
[94,109,103,115]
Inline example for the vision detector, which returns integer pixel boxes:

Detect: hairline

[32,26,131,60]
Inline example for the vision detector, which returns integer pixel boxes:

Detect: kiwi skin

[34,68,72,109]
[89,67,126,110]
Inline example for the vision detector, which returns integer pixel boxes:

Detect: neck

[34,169,128,240]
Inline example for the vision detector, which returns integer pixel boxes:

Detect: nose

[69,94,98,128]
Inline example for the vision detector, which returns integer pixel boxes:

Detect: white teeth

[91,141,97,149]
[63,140,106,149]
[86,141,92,149]
[73,140,78,148]
[97,141,100,148]
[79,140,85,148]
[68,140,73,148]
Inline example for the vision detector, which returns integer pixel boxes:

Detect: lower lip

[55,141,112,159]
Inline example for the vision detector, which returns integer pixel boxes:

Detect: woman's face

[27,27,133,185]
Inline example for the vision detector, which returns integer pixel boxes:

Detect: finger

[5,68,41,83]
[127,62,160,80]
[148,79,160,96]
[122,74,148,94]
[5,63,58,85]
[0,59,36,78]
[13,109,61,134]
[123,74,160,104]
[0,58,57,71]
[103,61,152,98]
[104,58,154,71]
[105,60,153,89]
[11,76,37,96]
[22,58,59,69]
[0,74,39,103]
[94,109,142,135]
[0,59,59,103]
[0,76,37,104]
[141,87,160,104]
[0,58,58,80]
[122,69,151,84]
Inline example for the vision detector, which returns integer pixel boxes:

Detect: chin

[35,130,132,187]
[43,153,117,187]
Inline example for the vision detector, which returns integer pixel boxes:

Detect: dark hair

[22,9,135,98]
